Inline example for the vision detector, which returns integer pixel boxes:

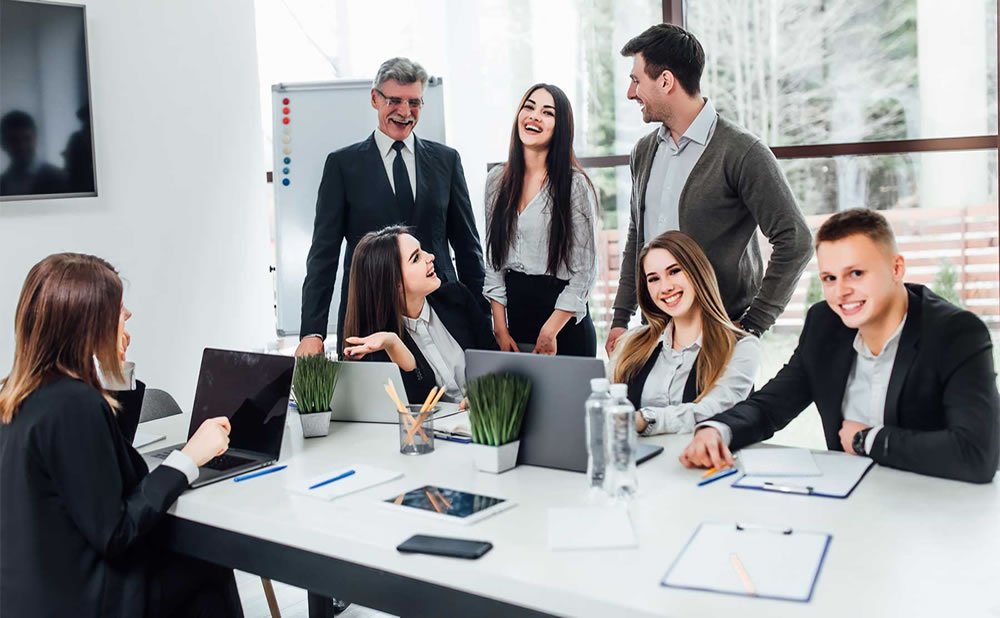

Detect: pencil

[730,553,757,595]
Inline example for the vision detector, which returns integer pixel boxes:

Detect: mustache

[389,115,415,124]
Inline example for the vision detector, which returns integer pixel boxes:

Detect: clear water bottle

[605,383,638,501]
[585,378,611,491]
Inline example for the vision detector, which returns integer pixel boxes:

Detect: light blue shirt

[643,98,718,242]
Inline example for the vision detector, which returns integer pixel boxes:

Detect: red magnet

[282,117,290,125]
[282,97,289,105]
[282,107,290,115]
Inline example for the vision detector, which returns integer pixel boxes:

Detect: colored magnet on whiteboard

[282,98,289,105]
[282,107,290,115]
[282,167,289,174]
[283,157,290,164]
[281,135,290,144]
[282,178,290,186]
[282,117,290,125]
[283,147,291,154]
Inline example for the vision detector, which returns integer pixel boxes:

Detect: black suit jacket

[711,284,999,483]
[300,133,486,340]
[360,282,499,404]
[0,377,189,618]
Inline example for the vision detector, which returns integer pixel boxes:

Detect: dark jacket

[710,284,1000,484]
[0,377,189,617]
[625,342,700,409]
[300,133,486,341]
[612,115,812,333]
[360,282,499,404]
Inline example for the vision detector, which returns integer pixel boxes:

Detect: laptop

[465,350,663,473]
[143,348,294,488]
[329,360,460,423]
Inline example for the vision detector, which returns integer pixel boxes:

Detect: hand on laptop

[181,417,231,466]
[679,427,734,469]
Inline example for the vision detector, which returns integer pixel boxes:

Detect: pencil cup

[398,404,437,455]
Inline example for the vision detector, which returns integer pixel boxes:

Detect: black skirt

[504,270,597,357]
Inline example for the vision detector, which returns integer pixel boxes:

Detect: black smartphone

[396,534,493,559]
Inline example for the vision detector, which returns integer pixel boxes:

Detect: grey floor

[235,571,396,618]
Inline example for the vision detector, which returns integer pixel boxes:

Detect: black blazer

[300,133,486,339]
[625,342,699,409]
[360,282,499,404]
[0,377,189,618]
[711,284,1000,483]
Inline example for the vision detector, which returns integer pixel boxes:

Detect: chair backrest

[139,388,184,423]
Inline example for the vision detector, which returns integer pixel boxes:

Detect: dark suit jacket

[300,133,486,340]
[710,284,999,484]
[360,282,499,404]
[0,377,189,618]
[625,342,699,409]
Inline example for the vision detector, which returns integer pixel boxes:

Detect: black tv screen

[0,0,96,200]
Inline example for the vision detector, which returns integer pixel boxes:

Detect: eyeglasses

[375,88,424,109]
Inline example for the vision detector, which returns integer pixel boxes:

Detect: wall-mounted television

[0,0,96,200]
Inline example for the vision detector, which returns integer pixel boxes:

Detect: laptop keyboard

[202,453,256,470]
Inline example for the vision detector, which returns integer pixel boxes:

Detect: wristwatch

[639,407,657,435]
[852,428,872,456]
[738,320,763,338]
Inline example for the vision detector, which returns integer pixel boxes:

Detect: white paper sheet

[734,452,874,497]
[547,506,637,550]
[738,447,821,476]
[289,464,402,501]
[662,522,831,602]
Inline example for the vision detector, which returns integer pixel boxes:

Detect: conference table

[139,414,1000,618]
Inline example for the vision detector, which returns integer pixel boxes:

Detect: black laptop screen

[188,349,294,458]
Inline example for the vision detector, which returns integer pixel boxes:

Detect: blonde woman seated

[611,231,761,435]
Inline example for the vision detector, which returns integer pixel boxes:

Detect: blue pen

[233,464,287,482]
[308,469,356,490]
[434,431,472,444]
[697,467,738,486]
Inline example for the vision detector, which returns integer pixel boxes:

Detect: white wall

[0,0,275,411]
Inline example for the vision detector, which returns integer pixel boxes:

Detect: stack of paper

[290,464,402,501]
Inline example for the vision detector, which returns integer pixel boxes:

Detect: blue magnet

[282,178,290,186]
[282,167,289,174]
[283,157,290,164]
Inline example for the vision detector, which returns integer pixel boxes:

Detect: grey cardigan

[612,115,812,333]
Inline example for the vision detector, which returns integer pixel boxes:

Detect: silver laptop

[465,350,663,473]
[330,361,460,423]
[143,348,294,488]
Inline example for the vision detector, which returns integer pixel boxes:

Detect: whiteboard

[271,78,446,336]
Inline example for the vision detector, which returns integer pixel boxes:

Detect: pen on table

[308,469,356,490]
[697,467,738,486]
[762,481,813,495]
[233,465,287,482]
[729,553,757,595]
[433,430,471,444]
[702,464,731,478]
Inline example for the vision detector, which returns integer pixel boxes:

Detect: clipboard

[732,452,874,499]
[661,522,832,602]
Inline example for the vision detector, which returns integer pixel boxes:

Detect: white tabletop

[148,416,1000,617]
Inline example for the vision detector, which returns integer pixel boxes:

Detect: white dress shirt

[701,317,907,454]
[637,326,760,436]
[403,300,466,402]
[643,98,718,242]
[373,128,417,200]
[482,167,598,321]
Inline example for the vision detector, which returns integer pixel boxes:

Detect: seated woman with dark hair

[0,253,242,618]
[611,231,760,435]
[342,225,498,404]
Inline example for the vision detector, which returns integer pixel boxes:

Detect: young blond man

[681,208,999,483]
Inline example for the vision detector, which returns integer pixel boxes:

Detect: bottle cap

[609,383,628,398]
[590,378,610,392]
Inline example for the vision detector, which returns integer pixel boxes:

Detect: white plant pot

[470,440,520,474]
[299,410,332,438]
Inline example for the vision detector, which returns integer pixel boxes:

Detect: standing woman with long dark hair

[484,83,599,357]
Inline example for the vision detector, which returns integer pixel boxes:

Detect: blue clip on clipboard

[731,452,875,499]
[661,522,832,602]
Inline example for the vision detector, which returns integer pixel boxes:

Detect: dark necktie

[391,140,415,218]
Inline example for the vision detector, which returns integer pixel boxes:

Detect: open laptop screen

[188,349,294,458]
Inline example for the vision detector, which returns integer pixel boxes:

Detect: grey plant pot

[299,410,332,438]
[469,440,520,474]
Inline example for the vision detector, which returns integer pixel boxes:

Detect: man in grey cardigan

[607,24,812,354]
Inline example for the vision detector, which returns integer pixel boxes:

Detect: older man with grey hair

[297,57,486,357]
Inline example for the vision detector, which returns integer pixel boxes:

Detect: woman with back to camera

[0,253,243,618]
[484,83,599,356]
[341,225,498,405]
[611,231,760,435]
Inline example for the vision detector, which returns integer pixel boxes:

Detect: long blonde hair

[0,253,124,423]
[612,231,744,402]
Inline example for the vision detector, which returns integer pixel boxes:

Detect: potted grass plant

[292,354,340,438]
[466,372,531,473]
